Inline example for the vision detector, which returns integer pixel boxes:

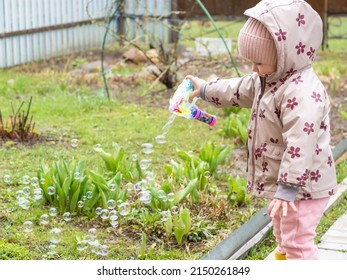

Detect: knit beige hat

[238,18,277,66]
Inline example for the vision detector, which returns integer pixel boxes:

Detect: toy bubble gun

[169,79,217,127]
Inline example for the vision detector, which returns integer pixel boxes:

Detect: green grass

[0,65,245,260]
[0,15,346,260]
[337,159,347,184]
[326,15,347,51]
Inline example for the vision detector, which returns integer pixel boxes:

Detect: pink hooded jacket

[200,0,337,200]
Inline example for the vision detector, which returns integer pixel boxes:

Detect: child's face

[252,63,277,76]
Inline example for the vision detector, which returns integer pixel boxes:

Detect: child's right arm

[186,74,257,109]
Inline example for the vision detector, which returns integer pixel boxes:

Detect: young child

[187,0,337,260]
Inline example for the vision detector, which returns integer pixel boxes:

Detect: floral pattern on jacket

[202,0,337,200]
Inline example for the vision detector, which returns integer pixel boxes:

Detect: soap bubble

[90,240,102,254]
[107,200,116,210]
[63,212,71,222]
[125,182,134,190]
[92,243,109,256]
[110,220,119,228]
[49,228,62,244]
[109,183,116,192]
[145,170,155,180]
[86,191,93,199]
[134,181,145,192]
[140,159,152,170]
[49,207,58,217]
[85,228,97,244]
[93,144,103,152]
[22,175,30,185]
[22,186,31,196]
[18,198,30,210]
[74,172,81,180]
[167,192,175,202]
[138,190,152,205]
[131,153,139,162]
[30,177,39,187]
[77,201,84,208]
[40,214,50,225]
[109,210,118,216]
[119,202,130,216]
[88,228,97,238]
[95,207,102,216]
[141,143,153,154]
[76,240,88,251]
[81,195,87,201]
[40,178,46,185]
[23,221,33,233]
[109,215,119,227]
[98,244,109,257]
[160,211,170,222]
[70,138,79,148]
[100,209,109,220]
[47,186,56,195]
[48,244,57,255]
[155,134,166,144]
[204,171,211,178]
[33,188,43,201]
[171,206,179,214]
[157,190,167,202]
[3,174,12,184]
[16,190,25,200]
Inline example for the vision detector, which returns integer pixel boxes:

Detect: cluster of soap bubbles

[22,218,62,257]
[135,180,176,207]
[15,175,46,210]
[94,199,131,228]
[22,204,113,258]
[160,206,180,222]
[134,179,180,224]
[46,227,62,256]
[134,114,175,177]
[76,228,109,257]
[17,113,179,258]
[127,115,177,207]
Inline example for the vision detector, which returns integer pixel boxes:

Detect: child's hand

[268,198,297,218]
[185,75,206,101]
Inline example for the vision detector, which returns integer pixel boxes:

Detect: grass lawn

[0,17,346,261]
[0,62,259,260]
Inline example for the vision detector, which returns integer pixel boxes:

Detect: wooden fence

[176,0,347,18]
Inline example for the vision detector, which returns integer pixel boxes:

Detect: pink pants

[271,197,330,260]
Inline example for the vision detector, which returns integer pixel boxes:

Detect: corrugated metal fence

[0,0,117,68]
[0,0,173,68]
[121,0,172,44]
